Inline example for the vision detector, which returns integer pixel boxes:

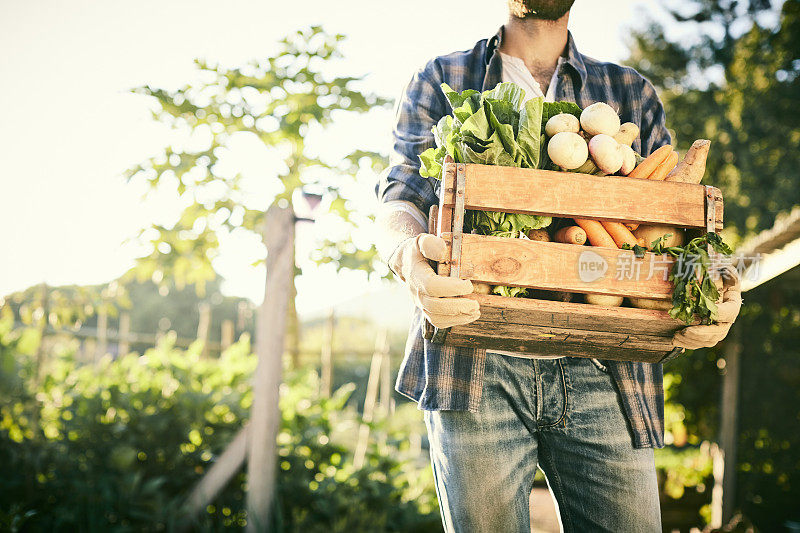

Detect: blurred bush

[0,308,440,532]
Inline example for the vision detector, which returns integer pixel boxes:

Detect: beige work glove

[389,234,479,329]
[672,264,742,350]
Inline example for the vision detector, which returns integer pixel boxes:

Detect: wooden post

[96,308,108,362]
[320,308,335,398]
[246,204,295,532]
[711,324,741,528]
[221,319,235,352]
[353,330,388,469]
[118,312,130,355]
[377,337,392,448]
[197,302,211,358]
[237,301,249,331]
[286,242,301,369]
[182,426,249,526]
[379,345,392,417]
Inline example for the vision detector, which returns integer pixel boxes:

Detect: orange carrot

[647,149,679,181]
[574,219,617,248]
[601,221,640,248]
[554,225,587,245]
[624,223,639,231]
[628,145,672,180]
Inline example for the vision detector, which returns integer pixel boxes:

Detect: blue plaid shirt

[376,28,672,448]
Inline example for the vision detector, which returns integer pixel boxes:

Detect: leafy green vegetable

[516,97,544,169]
[418,82,563,232]
[623,232,734,325]
[419,82,586,297]
[467,210,551,238]
[492,285,530,298]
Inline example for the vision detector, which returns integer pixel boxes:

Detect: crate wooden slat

[444,296,685,362]
[440,164,723,230]
[440,232,675,299]
[425,159,724,363]
[446,327,675,362]
[462,294,690,336]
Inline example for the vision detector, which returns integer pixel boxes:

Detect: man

[375,1,743,531]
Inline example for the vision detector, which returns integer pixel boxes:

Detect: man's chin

[507,0,575,20]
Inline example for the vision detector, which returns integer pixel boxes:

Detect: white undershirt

[499,51,560,104]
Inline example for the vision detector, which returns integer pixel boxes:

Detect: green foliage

[655,445,714,500]
[625,232,733,324]
[3,282,128,332]
[274,376,440,532]
[0,312,440,532]
[628,4,800,527]
[121,279,254,344]
[126,26,391,292]
[664,277,800,530]
[626,0,800,237]
[418,82,549,175]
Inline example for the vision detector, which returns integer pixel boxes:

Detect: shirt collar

[486,26,587,90]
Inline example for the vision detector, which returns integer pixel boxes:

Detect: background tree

[627,1,800,528]
[125,26,390,357]
[626,0,799,237]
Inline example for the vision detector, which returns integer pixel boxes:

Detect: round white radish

[614,122,640,146]
[619,144,637,175]
[585,294,624,307]
[473,282,493,295]
[547,131,588,170]
[580,102,621,136]
[628,297,673,311]
[588,134,624,174]
[545,113,580,137]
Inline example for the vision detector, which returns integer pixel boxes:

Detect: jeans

[424,354,661,533]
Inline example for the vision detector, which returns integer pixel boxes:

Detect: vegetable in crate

[418,82,566,298]
[665,139,711,184]
[419,82,548,176]
[418,82,553,234]
[622,232,733,325]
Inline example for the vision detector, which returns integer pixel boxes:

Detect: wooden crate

[424,160,724,363]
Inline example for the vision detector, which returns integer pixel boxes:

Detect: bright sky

[0,0,657,314]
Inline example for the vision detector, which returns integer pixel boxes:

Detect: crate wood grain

[444,295,684,363]
[440,164,723,230]
[439,232,676,299]
[463,294,691,336]
[424,160,723,363]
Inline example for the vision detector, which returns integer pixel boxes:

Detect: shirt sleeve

[375,60,447,219]
[638,77,672,157]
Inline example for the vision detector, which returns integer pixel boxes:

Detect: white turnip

[584,294,624,307]
[547,131,588,170]
[580,102,621,136]
[628,297,672,311]
[588,134,623,175]
[613,122,639,146]
[545,113,580,137]
[619,144,637,176]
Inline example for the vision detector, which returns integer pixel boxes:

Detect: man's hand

[390,233,480,329]
[673,264,742,350]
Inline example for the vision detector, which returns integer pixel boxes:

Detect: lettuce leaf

[418,82,580,299]
[517,96,544,168]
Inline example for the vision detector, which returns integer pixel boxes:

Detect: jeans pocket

[589,358,610,374]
